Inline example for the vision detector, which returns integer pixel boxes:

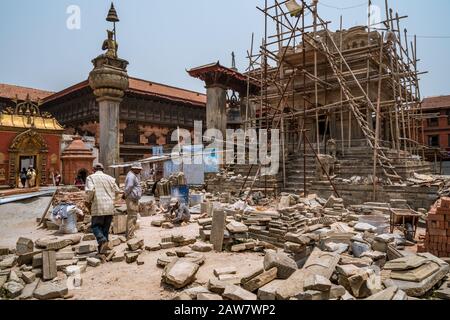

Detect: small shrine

[61,136,95,186]
[0,96,64,187]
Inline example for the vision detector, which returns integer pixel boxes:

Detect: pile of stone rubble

[0,232,161,300]
[156,193,450,300]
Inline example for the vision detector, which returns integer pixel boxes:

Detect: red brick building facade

[422,95,450,158]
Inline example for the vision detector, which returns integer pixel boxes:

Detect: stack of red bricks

[421,197,450,257]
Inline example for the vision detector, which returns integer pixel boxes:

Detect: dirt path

[72,215,264,300]
[0,198,264,300]
[0,196,53,248]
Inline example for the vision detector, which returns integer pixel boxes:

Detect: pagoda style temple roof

[187,62,260,95]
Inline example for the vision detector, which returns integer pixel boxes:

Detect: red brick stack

[422,197,450,257]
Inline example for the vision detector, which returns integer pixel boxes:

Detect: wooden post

[373,35,385,201]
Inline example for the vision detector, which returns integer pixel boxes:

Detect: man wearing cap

[166,198,191,225]
[123,162,143,240]
[85,163,120,254]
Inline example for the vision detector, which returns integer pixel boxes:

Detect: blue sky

[0,0,449,98]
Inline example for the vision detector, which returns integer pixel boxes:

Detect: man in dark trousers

[85,163,120,254]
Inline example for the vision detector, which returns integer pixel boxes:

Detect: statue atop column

[102,30,118,59]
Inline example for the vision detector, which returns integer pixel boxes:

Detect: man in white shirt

[85,163,120,254]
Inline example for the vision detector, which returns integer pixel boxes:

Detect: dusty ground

[0,196,52,248]
[0,197,264,300]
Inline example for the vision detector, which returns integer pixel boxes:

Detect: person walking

[123,162,143,240]
[20,168,27,188]
[26,166,37,188]
[85,163,120,254]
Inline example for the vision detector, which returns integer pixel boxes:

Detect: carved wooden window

[148,134,157,145]
[123,122,140,144]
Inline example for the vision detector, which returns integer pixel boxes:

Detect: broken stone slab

[112,253,125,263]
[218,274,240,283]
[365,286,407,300]
[160,242,176,250]
[157,255,178,268]
[347,269,382,298]
[384,255,430,271]
[284,242,307,254]
[226,221,248,233]
[296,290,328,300]
[361,251,386,261]
[33,281,68,300]
[240,267,264,285]
[329,285,347,299]
[184,253,206,266]
[208,278,239,294]
[303,248,340,280]
[324,196,344,209]
[73,275,83,288]
[275,270,309,300]
[197,293,223,300]
[127,238,144,251]
[284,233,310,245]
[323,242,349,254]
[0,256,17,270]
[242,267,278,292]
[36,235,81,250]
[374,234,396,243]
[303,274,332,292]
[213,267,237,277]
[9,270,22,283]
[183,286,211,299]
[4,281,24,298]
[263,250,297,279]
[110,236,121,247]
[125,252,139,264]
[162,222,174,229]
[257,279,285,300]
[87,257,101,267]
[223,285,257,301]
[0,247,10,256]
[16,238,34,255]
[0,275,7,288]
[21,271,36,284]
[351,241,371,258]
[175,247,193,257]
[55,251,75,261]
[137,255,145,266]
[162,259,199,289]
[354,223,377,233]
[56,259,78,271]
[336,264,361,278]
[197,218,213,226]
[434,287,450,300]
[18,279,39,300]
[339,255,372,268]
[146,244,162,252]
[82,234,96,241]
[231,243,247,252]
[191,242,213,253]
[65,265,82,276]
[172,293,192,300]
[75,244,97,254]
